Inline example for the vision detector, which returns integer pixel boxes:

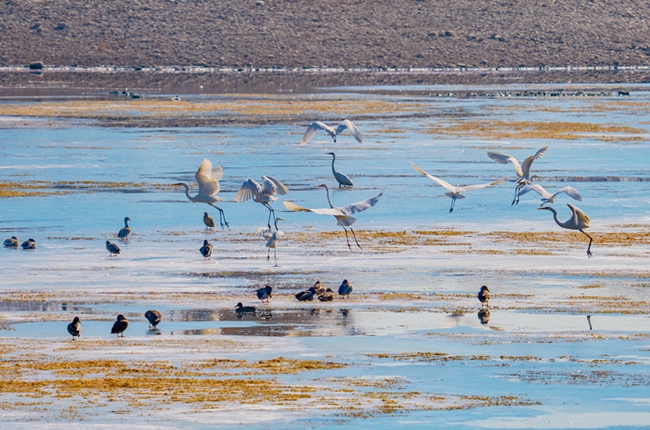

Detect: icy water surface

[1,85,650,428]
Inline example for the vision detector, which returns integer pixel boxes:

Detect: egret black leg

[343,228,352,250]
[350,228,362,249]
[581,230,594,258]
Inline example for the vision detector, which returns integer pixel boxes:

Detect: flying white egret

[283,184,383,250]
[538,203,593,258]
[117,217,131,239]
[173,159,229,228]
[518,184,582,206]
[257,217,285,266]
[487,146,548,205]
[326,152,353,187]
[234,176,288,229]
[411,162,507,213]
[300,119,363,145]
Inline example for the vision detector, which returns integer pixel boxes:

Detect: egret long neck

[546,207,563,228]
[322,185,334,208]
[180,183,196,202]
[330,154,337,174]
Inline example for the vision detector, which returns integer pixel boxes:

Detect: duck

[21,238,36,249]
[106,240,120,256]
[3,236,18,247]
[200,239,213,260]
[203,212,216,229]
[111,314,129,337]
[117,217,132,239]
[256,285,273,302]
[338,279,353,299]
[478,285,490,308]
[318,288,335,302]
[67,316,82,339]
[144,310,162,329]
[235,302,257,315]
[295,286,316,301]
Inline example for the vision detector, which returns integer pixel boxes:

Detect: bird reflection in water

[478,309,490,325]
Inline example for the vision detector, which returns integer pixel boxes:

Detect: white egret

[257,217,284,266]
[117,217,132,239]
[300,119,363,145]
[518,184,582,206]
[173,159,229,228]
[411,162,506,213]
[234,176,288,229]
[326,152,353,187]
[538,203,593,258]
[478,285,490,308]
[487,146,548,205]
[283,184,383,250]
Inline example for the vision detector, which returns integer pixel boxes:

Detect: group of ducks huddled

[235,279,354,316]
[3,236,37,250]
[66,310,162,340]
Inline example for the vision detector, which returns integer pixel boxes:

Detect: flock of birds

[6,118,595,340]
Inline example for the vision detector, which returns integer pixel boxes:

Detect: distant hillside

[2,0,650,70]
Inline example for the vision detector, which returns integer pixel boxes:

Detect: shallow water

[1,85,650,428]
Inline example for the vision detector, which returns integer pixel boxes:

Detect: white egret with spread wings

[411,162,506,213]
[487,146,548,205]
[538,203,594,258]
[283,184,383,250]
[234,176,288,229]
[173,159,229,228]
[300,119,363,145]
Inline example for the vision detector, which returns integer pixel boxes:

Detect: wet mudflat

[1,83,650,428]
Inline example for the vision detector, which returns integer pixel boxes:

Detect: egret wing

[457,177,507,193]
[262,176,289,196]
[283,201,343,216]
[487,151,523,177]
[520,146,548,177]
[195,159,221,196]
[567,203,591,228]
[411,162,456,192]
[556,186,582,201]
[337,190,384,216]
[233,178,262,202]
[519,184,551,199]
[300,121,335,145]
[336,119,363,143]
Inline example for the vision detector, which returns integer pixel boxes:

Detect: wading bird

[145,310,162,329]
[234,176,288,229]
[318,288,335,302]
[67,316,81,340]
[256,285,273,302]
[326,152,353,187]
[200,239,213,260]
[117,217,132,239]
[538,203,593,258]
[517,184,582,206]
[478,285,490,308]
[173,159,229,228]
[111,314,129,337]
[256,217,284,266]
[487,146,548,205]
[203,212,216,229]
[411,162,506,213]
[106,240,120,256]
[300,119,363,145]
[3,236,18,247]
[283,184,383,250]
[338,279,353,298]
[295,286,316,301]
[21,238,36,249]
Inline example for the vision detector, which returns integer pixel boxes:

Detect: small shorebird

[117,216,132,239]
[203,212,216,229]
[338,279,353,299]
[518,184,582,206]
[111,314,129,337]
[295,286,316,301]
[487,146,548,205]
[538,203,593,258]
[67,316,82,339]
[318,288,335,302]
[3,236,19,247]
[300,119,363,145]
[234,176,288,229]
[326,152,353,187]
[235,302,257,315]
[21,238,37,249]
[106,240,120,256]
[256,285,273,302]
[200,239,213,260]
[145,310,162,329]
[478,285,490,308]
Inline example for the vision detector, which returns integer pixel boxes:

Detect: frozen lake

[1,83,649,428]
